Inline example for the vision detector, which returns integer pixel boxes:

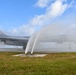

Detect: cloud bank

[10,0,76,36]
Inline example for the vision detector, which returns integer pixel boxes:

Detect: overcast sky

[0,0,76,36]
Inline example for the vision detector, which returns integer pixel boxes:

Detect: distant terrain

[0,52,76,75]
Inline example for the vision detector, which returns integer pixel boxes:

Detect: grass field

[0,52,76,75]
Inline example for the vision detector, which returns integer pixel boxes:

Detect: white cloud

[31,0,68,26]
[68,0,76,8]
[10,0,75,36]
[46,0,68,17]
[35,0,50,8]
[10,25,35,36]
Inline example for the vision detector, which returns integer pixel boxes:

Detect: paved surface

[13,54,47,57]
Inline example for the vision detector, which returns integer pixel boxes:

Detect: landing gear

[23,46,26,50]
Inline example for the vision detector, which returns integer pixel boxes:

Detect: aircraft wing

[0,36,29,46]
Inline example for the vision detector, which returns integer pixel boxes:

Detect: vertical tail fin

[0,30,7,36]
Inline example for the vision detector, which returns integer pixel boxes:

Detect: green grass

[0,52,76,75]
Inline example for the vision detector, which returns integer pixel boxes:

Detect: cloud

[10,0,76,36]
[10,25,35,36]
[35,0,50,8]
[31,0,68,26]
[68,0,76,8]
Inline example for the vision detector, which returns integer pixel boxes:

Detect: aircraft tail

[0,30,7,37]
